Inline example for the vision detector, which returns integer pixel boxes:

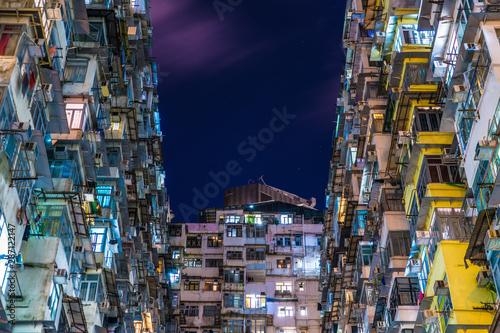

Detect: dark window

[223,270,243,283]
[294,235,302,246]
[387,230,411,257]
[246,225,265,238]
[206,259,223,267]
[227,251,243,260]
[183,305,199,316]
[223,294,244,308]
[414,107,442,132]
[186,236,201,248]
[169,225,182,237]
[203,305,217,317]
[246,247,265,260]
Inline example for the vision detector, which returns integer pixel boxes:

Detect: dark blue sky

[150,1,345,222]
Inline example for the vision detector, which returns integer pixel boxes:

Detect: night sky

[150,1,346,222]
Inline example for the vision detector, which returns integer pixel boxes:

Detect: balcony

[387,277,419,323]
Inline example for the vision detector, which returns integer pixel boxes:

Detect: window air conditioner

[452,84,468,103]
[73,246,85,260]
[53,269,67,284]
[47,3,63,20]
[433,280,449,296]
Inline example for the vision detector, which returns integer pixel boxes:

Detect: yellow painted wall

[427,241,494,330]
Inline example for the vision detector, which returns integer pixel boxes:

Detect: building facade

[165,184,324,333]
[321,1,500,333]
[0,0,175,332]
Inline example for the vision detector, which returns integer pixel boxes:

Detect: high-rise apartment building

[321,1,500,333]
[0,1,175,332]
[165,184,324,333]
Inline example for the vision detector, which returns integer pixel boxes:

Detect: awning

[71,0,90,34]
[464,208,497,268]
[32,130,54,189]
[102,268,119,306]
[62,295,88,333]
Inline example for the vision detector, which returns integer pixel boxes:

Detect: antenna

[258,175,267,186]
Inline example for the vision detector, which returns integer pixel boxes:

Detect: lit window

[96,185,113,207]
[277,258,291,269]
[245,294,266,308]
[280,215,293,224]
[205,281,221,291]
[184,258,202,267]
[276,282,292,294]
[90,227,107,253]
[278,306,294,317]
[169,271,180,283]
[227,225,242,237]
[112,122,120,130]
[172,250,181,259]
[300,306,307,316]
[225,215,240,224]
[246,214,262,224]
[299,282,304,291]
[184,281,200,290]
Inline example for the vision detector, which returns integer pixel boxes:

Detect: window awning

[62,295,88,333]
[464,208,496,268]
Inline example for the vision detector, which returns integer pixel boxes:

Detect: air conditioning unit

[47,3,63,20]
[477,269,492,287]
[442,148,456,164]
[452,84,468,103]
[11,122,32,141]
[432,60,447,78]
[99,301,110,313]
[146,155,153,164]
[94,153,104,167]
[54,146,68,160]
[28,38,45,57]
[375,32,386,45]
[462,43,481,64]
[464,198,476,217]
[125,174,133,185]
[415,231,432,246]
[111,111,121,122]
[423,310,439,324]
[485,229,500,251]
[73,246,85,260]
[475,140,496,161]
[23,142,38,161]
[433,280,449,296]
[409,258,422,273]
[53,269,67,284]
[36,83,54,102]
[397,131,411,145]
[367,151,377,163]
[485,0,500,12]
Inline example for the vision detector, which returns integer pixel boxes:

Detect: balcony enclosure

[387,277,419,323]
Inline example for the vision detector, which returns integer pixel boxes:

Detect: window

[50,160,75,179]
[247,225,265,238]
[172,250,181,260]
[277,258,292,269]
[96,185,113,207]
[317,237,322,247]
[206,259,223,267]
[246,247,265,260]
[223,294,244,308]
[276,237,291,246]
[47,282,61,321]
[65,103,86,130]
[223,270,243,283]
[245,214,262,224]
[294,235,302,246]
[90,227,107,253]
[280,215,293,224]
[224,215,240,224]
[278,306,294,317]
[205,281,221,291]
[300,306,307,316]
[203,305,217,317]
[183,305,199,317]
[227,225,242,237]
[227,251,243,260]
[299,282,304,291]
[207,235,222,247]
[246,294,266,308]
[0,92,16,132]
[276,282,292,294]
[387,230,412,257]
[414,107,442,132]
[169,225,182,237]
[184,281,200,290]
[64,59,88,83]
[169,271,180,283]
[184,258,202,267]
[0,24,23,56]
[187,236,202,248]
[79,274,103,302]
[223,320,244,333]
